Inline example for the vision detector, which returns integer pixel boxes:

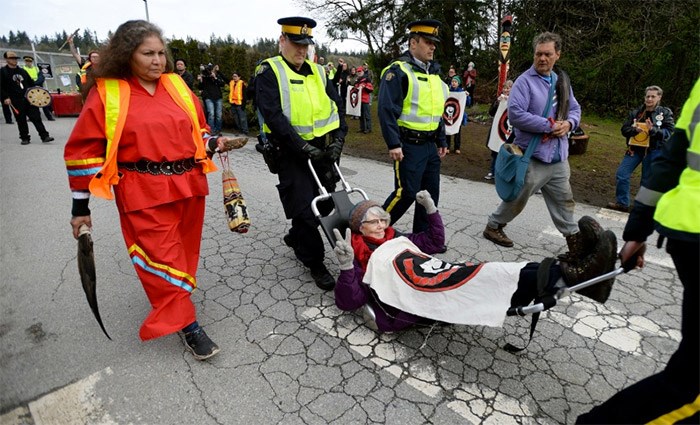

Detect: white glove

[415,190,437,214]
[332,228,354,271]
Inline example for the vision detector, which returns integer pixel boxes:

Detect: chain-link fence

[2,49,81,94]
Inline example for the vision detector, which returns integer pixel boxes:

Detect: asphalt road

[0,116,682,424]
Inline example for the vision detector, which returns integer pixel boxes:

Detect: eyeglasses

[361,218,389,226]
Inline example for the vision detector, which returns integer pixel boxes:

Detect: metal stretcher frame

[308,159,369,248]
[507,267,626,316]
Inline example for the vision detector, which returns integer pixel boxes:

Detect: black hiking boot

[561,230,618,303]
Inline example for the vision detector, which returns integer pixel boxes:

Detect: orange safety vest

[229,79,245,105]
[79,61,92,85]
[88,74,217,200]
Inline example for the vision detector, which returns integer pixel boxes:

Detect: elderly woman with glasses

[332,191,618,333]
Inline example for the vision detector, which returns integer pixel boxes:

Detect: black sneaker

[41,135,54,143]
[20,139,30,145]
[184,327,220,360]
[309,263,335,291]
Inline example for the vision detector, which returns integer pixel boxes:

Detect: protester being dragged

[484,79,514,180]
[354,66,373,133]
[64,20,241,361]
[332,191,617,332]
[607,86,674,213]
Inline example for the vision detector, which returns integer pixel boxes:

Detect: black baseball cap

[278,16,316,45]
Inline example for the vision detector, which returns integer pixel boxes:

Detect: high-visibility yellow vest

[654,78,700,235]
[262,56,339,140]
[381,61,448,132]
[23,65,38,80]
[89,74,216,200]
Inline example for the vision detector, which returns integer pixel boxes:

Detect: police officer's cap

[23,55,33,61]
[407,19,442,42]
[278,16,316,45]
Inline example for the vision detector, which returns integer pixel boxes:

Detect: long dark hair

[83,20,173,97]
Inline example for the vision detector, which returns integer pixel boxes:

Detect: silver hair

[532,32,562,52]
[363,206,391,223]
[645,85,663,96]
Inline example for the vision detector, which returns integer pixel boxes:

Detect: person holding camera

[198,63,225,135]
[256,16,347,291]
[607,86,674,213]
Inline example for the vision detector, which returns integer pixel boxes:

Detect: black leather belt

[118,158,196,176]
[399,127,437,145]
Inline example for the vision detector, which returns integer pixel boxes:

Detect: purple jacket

[334,212,445,332]
[508,65,581,163]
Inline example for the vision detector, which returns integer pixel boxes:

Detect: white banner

[346,86,362,117]
[364,237,526,327]
[488,98,512,152]
[443,91,467,136]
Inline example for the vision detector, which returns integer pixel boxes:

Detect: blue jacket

[508,65,581,162]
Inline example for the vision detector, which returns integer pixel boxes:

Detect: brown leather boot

[483,224,514,247]
[558,215,603,261]
[560,230,618,303]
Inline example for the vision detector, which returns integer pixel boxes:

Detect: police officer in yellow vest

[577,78,700,424]
[22,55,55,121]
[256,16,348,290]
[379,20,449,236]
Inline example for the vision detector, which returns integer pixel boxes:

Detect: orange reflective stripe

[89,78,130,200]
[89,75,216,201]
[160,74,217,173]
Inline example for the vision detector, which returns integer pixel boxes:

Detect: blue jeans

[231,104,248,133]
[614,148,662,206]
[204,98,223,134]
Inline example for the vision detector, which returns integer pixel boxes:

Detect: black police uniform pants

[11,98,49,141]
[383,141,441,233]
[276,154,334,268]
[577,238,699,424]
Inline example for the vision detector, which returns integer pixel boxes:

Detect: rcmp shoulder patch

[255,64,269,76]
[384,71,395,81]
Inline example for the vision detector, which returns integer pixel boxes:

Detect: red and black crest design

[442,96,462,126]
[497,107,512,142]
[392,249,483,292]
[349,86,360,108]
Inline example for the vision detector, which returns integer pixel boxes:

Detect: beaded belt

[118,158,196,176]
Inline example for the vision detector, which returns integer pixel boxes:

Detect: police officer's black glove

[327,138,344,162]
[302,143,325,161]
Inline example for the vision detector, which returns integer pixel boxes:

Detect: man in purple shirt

[483,32,585,261]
